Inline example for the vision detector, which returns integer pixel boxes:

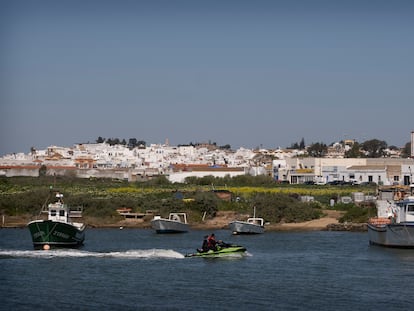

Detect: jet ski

[185,242,247,258]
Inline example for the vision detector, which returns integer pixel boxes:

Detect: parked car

[304,181,315,185]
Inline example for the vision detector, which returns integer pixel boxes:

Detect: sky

[1,0,413,156]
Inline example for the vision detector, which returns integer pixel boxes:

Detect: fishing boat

[228,206,264,234]
[185,243,247,258]
[367,184,414,248]
[27,192,86,249]
[151,212,189,233]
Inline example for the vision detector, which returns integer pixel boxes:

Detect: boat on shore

[228,206,264,234]
[367,184,414,248]
[27,192,86,249]
[151,212,189,233]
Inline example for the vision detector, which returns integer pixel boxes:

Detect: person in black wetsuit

[200,235,209,252]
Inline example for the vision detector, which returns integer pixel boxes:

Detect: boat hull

[185,246,247,258]
[151,219,189,233]
[27,220,86,248]
[367,223,414,248]
[228,221,264,234]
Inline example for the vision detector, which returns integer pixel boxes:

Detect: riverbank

[1,209,366,231]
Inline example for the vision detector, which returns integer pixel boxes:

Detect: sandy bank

[2,210,349,232]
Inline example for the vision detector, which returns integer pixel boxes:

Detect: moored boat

[27,192,86,249]
[368,184,414,248]
[228,206,264,234]
[151,212,189,233]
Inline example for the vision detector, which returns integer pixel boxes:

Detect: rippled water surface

[1,228,413,310]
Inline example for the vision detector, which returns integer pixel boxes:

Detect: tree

[288,138,305,150]
[289,142,299,149]
[299,138,305,150]
[362,139,387,158]
[39,165,47,176]
[96,137,105,143]
[107,138,120,146]
[128,138,138,149]
[219,144,231,150]
[344,142,363,158]
[401,142,411,158]
[307,142,328,157]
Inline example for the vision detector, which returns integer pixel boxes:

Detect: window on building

[394,176,399,182]
[368,176,373,182]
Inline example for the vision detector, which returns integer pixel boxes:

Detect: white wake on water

[0,249,185,259]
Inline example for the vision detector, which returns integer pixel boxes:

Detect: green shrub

[338,205,375,223]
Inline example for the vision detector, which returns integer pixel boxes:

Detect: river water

[1,228,413,310]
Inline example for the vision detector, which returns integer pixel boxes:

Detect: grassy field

[0,176,377,225]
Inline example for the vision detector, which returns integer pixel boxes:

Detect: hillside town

[1,132,413,186]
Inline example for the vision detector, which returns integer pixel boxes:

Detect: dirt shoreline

[1,210,348,232]
[191,209,345,231]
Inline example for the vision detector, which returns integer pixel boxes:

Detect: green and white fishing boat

[27,192,86,249]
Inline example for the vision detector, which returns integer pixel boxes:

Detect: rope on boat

[35,221,58,243]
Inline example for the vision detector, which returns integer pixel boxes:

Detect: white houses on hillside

[274,157,414,186]
[1,141,413,185]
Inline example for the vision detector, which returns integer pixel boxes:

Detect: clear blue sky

[1,0,413,155]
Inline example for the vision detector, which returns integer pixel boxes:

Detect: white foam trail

[0,249,185,259]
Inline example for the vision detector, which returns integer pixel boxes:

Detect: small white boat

[228,206,264,235]
[151,212,189,233]
[368,184,414,248]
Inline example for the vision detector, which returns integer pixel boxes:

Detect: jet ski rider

[201,235,209,252]
[207,233,217,251]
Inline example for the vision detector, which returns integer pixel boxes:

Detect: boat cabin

[168,213,188,224]
[396,197,414,223]
[384,184,414,223]
[152,213,188,224]
[247,218,264,226]
[47,193,69,223]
